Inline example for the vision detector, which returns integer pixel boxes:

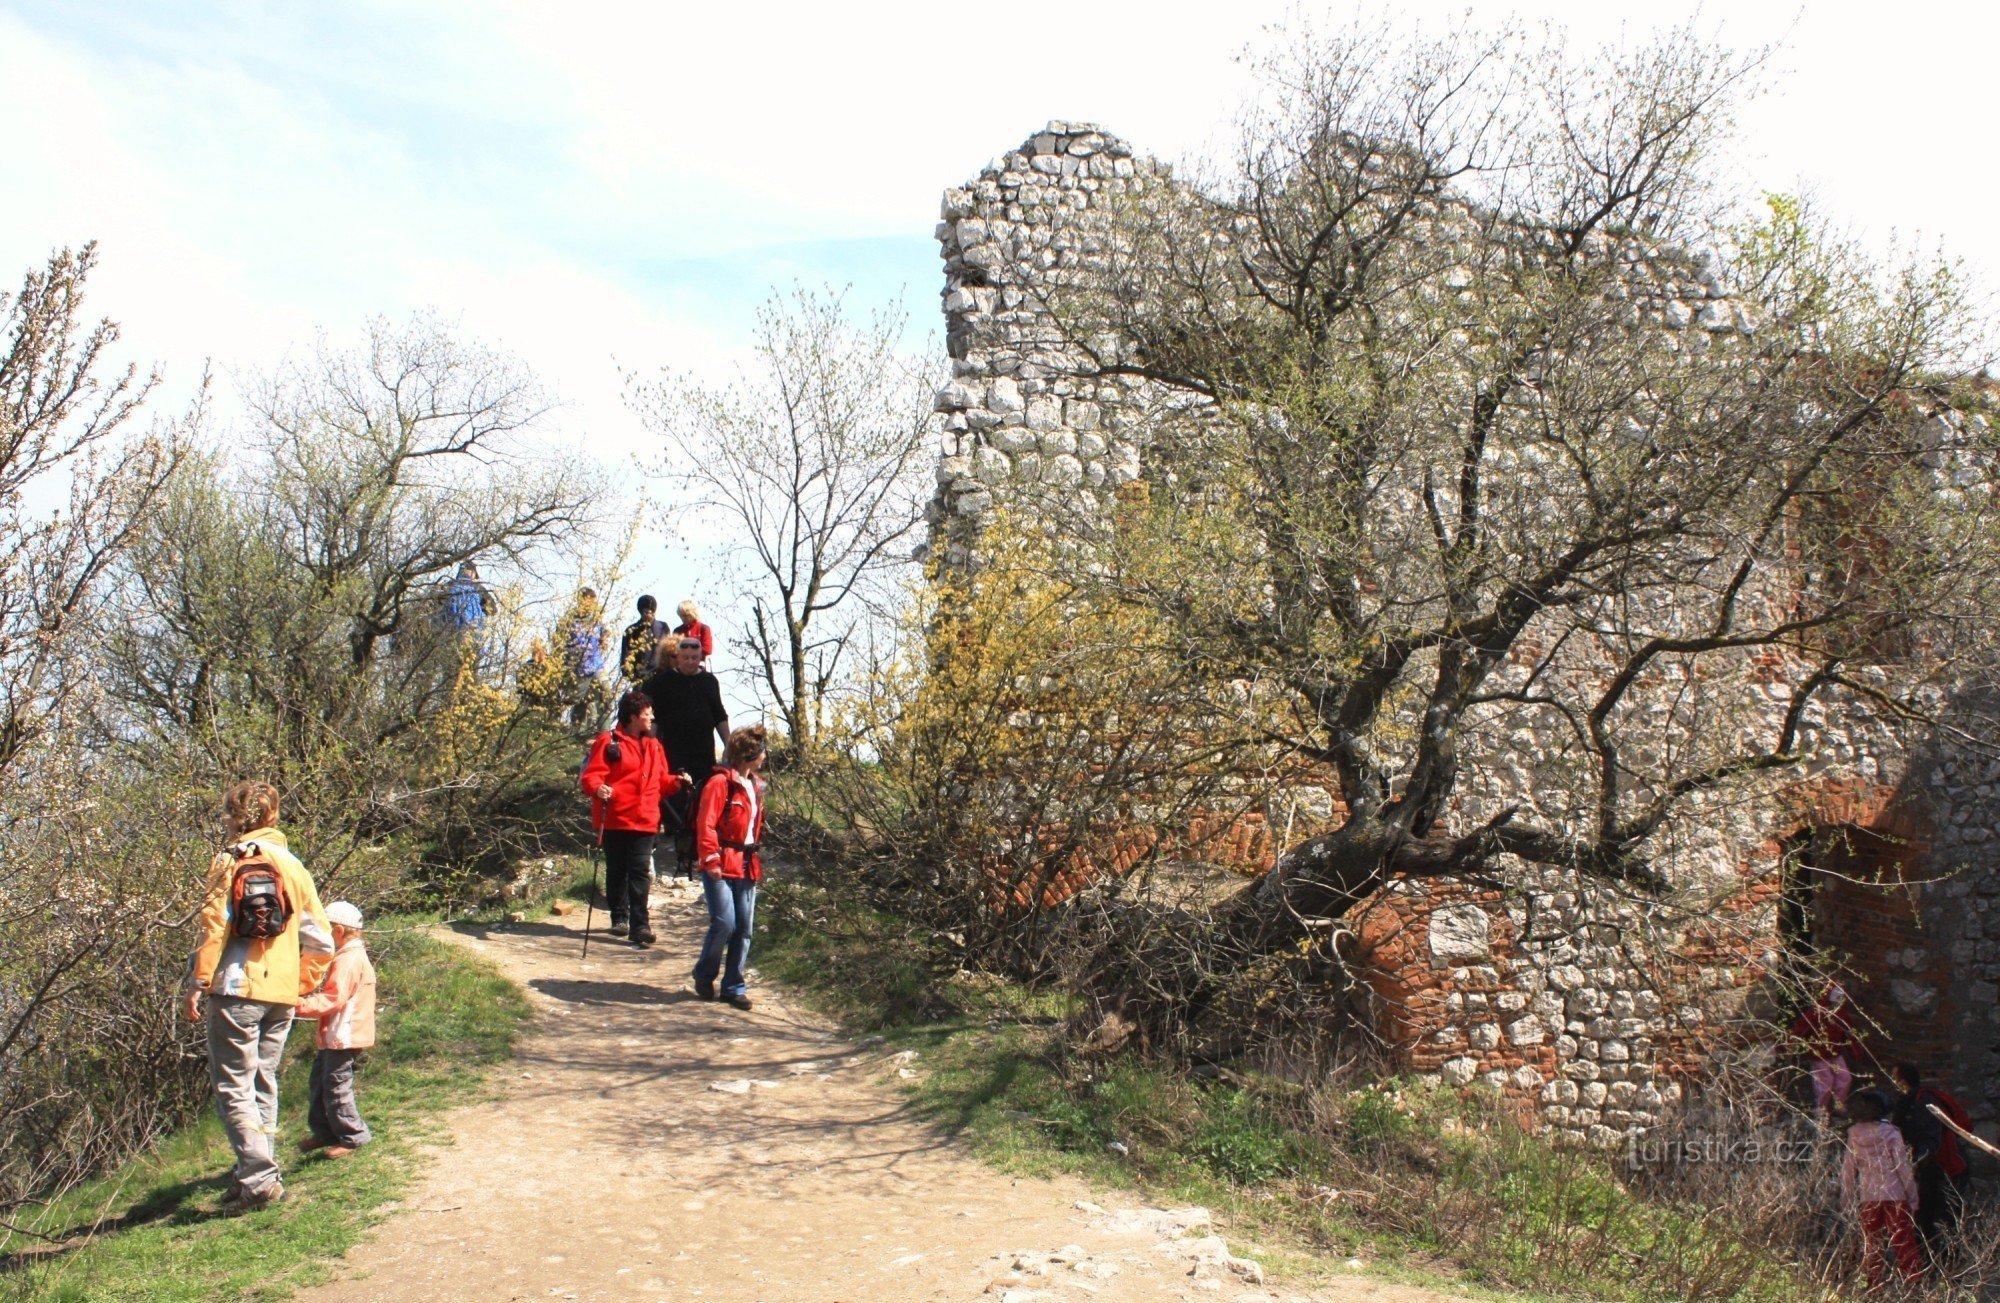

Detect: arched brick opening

[1778,817,1954,1092]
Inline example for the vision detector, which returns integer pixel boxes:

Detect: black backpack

[226,842,291,940]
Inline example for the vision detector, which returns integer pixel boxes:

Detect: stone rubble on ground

[977,1203,1281,1299]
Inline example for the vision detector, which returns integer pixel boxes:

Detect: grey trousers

[308,1049,371,1148]
[206,996,294,1194]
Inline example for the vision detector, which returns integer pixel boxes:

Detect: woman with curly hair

[692,725,767,1009]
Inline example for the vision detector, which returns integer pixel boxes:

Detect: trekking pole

[582,797,604,965]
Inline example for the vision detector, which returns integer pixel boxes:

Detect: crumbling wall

[932,122,2000,1150]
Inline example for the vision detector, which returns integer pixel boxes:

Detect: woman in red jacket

[674,599,714,664]
[579,690,683,947]
[692,725,767,1009]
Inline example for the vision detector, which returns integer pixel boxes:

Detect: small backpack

[226,842,292,940]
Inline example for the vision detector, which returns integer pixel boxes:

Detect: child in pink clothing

[295,901,377,1158]
[1842,1091,1922,1289]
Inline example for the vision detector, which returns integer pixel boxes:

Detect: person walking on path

[1791,980,1861,1123]
[580,690,686,947]
[692,726,768,1010]
[620,594,671,681]
[441,561,494,634]
[560,586,612,728]
[673,599,714,663]
[1891,1062,1971,1265]
[295,901,377,1159]
[184,781,335,1212]
[1842,1089,1923,1289]
[639,636,730,777]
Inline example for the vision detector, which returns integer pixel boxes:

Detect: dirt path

[303,879,1478,1303]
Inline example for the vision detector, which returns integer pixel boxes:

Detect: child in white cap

[295,901,376,1157]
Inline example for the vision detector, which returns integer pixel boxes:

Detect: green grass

[758,884,1827,1303]
[0,926,530,1301]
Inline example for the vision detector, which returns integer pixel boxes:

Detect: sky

[5,0,1998,714]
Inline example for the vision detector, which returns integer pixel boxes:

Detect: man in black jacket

[641,638,729,875]
[619,595,671,683]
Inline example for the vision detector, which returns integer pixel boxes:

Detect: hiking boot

[694,980,716,1001]
[725,993,753,1011]
[321,1145,358,1159]
[298,1136,328,1154]
[607,919,629,938]
[220,1181,285,1214]
[630,925,656,947]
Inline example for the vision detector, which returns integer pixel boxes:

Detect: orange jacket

[187,828,334,1006]
[296,937,377,1049]
[695,767,765,881]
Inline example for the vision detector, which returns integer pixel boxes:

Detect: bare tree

[0,243,183,774]
[631,287,937,755]
[996,21,2000,1028]
[104,316,606,855]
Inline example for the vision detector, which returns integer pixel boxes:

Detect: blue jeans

[693,875,756,997]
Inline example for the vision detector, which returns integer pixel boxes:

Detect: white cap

[326,901,365,930]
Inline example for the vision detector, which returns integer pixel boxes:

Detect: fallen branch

[1928,1102,2000,1160]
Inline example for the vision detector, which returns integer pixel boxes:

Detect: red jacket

[1791,998,1861,1063]
[580,729,681,832]
[695,766,765,881]
[674,618,714,660]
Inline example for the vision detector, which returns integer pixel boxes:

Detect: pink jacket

[1842,1120,1917,1208]
[295,937,377,1050]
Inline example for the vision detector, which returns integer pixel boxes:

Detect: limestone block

[988,377,1025,415]
[1440,1057,1480,1086]
[991,426,1038,455]
[953,489,992,516]
[934,381,977,412]
[1511,1066,1544,1091]
[1889,979,1938,1014]
[973,447,1012,484]
[1013,452,1042,483]
[1042,454,1084,487]
[1581,1081,1608,1107]
[1469,1023,1502,1051]
[1507,1015,1547,1046]
[1027,396,1062,431]
[1429,904,1492,962]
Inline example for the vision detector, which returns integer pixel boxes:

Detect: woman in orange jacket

[691,725,767,1009]
[579,690,686,947]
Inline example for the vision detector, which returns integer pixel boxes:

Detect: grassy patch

[0,926,530,1301]
[759,885,1825,1302]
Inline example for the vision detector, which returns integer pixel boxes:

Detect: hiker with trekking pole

[579,690,687,949]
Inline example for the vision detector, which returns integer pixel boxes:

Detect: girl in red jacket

[580,690,685,947]
[692,725,767,1008]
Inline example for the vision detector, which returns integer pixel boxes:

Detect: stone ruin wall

[931,123,2000,1150]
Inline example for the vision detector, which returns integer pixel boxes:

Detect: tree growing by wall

[631,287,937,757]
[1010,22,2000,1029]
